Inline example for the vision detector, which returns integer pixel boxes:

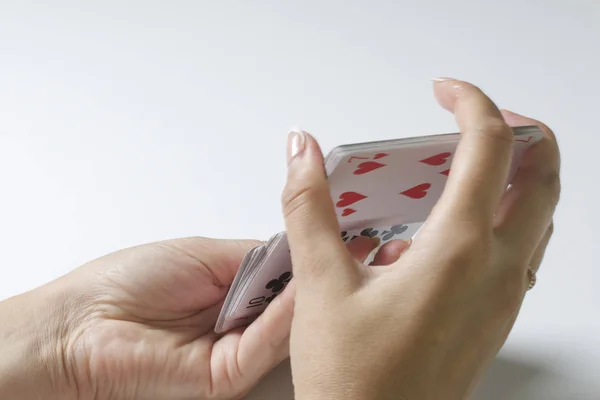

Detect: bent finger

[431,79,514,224]
[495,110,561,259]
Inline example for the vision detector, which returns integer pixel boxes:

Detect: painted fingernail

[287,128,306,165]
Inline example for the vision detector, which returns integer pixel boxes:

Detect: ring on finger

[527,267,537,291]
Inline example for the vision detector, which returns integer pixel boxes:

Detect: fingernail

[431,77,454,82]
[387,238,411,260]
[371,236,381,247]
[431,78,462,112]
[287,129,306,165]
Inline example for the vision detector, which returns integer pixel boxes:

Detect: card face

[341,221,421,245]
[326,126,543,230]
[215,232,281,332]
[214,126,545,333]
[328,143,454,229]
[215,233,292,333]
[233,237,292,317]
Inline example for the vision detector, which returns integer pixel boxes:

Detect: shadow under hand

[244,359,294,400]
[471,355,552,400]
[244,355,568,400]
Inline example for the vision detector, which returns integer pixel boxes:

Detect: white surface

[0,1,598,399]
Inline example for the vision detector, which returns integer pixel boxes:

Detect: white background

[1,1,598,399]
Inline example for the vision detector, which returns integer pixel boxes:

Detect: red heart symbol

[440,169,450,176]
[373,153,388,159]
[419,152,451,166]
[354,161,385,175]
[341,208,356,216]
[336,191,367,207]
[400,183,431,199]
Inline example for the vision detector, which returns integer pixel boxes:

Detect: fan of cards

[215,126,544,333]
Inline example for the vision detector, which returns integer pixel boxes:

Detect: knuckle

[490,267,526,315]
[440,230,493,280]
[541,170,561,204]
[547,220,555,237]
[473,117,514,145]
[453,220,493,250]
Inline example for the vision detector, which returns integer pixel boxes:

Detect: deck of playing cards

[215,126,544,333]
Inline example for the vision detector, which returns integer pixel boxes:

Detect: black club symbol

[380,224,408,241]
[360,228,379,238]
[341,231,358,242]
[265,272,292,293]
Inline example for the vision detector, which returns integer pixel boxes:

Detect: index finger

[431,79,515,223]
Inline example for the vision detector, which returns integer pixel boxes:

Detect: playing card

[341,222,419,245]
[214,125,544,333]
[216,233,290,332]
[217,232,281,325]
[326,126,543,230]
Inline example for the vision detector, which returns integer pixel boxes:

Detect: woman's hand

[0,235,403,400]
[282,79,560,400]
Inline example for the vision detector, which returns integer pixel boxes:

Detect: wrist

[295,392,378,400]
[294,383,381,400]
[0,285,75,400]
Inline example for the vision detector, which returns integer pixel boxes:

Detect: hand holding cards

[215,125,544,333]
[282,80,560,400]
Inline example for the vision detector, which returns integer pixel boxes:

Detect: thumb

[281,130,358,296]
